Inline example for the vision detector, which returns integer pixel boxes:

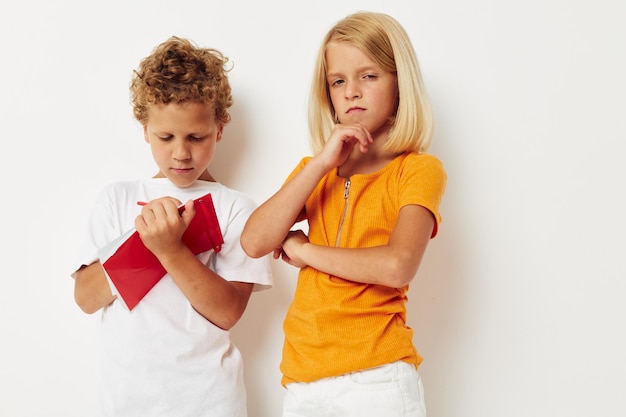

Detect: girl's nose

[345,81,361,99]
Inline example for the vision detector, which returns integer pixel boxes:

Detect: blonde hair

[130,36,233,126]
[308,11,433,154]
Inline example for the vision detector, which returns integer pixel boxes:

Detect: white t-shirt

[74,178,273,417]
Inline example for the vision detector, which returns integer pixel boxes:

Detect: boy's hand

[135,197,196,257]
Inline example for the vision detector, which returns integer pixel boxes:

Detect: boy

[73,36,272,417]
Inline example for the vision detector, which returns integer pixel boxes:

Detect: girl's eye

[330,79,344,87]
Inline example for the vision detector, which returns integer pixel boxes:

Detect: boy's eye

[155,134,205,142]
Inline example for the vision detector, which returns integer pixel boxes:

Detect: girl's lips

[347,107,365,113]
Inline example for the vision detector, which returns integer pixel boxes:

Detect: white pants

[282,361,426,417]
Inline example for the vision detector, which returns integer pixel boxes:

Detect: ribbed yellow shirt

[280,152,447,385]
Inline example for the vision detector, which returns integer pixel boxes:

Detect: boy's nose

[172,145,191,161]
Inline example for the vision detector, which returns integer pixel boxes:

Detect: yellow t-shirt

[280,152,447,386]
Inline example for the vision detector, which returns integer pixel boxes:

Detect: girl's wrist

[309,154,334,175]
[297,241,312,267]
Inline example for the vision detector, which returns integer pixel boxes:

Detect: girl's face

[143,102,222,188]
[325,42,398,138]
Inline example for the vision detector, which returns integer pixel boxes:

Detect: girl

[241,11,446,417]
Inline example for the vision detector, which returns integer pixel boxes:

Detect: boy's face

[143,102,222,188]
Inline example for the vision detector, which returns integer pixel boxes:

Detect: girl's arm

[136,197,253,330]
[281,204,435,288]
[241,124,373,258]
[240,156,328,258]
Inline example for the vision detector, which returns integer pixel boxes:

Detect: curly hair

[130,36,233,126]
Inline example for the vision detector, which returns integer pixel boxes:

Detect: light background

[1,1,624,416]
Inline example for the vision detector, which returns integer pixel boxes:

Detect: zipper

[335,178,351,246]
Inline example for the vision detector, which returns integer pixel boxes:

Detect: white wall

[1,0,624,416]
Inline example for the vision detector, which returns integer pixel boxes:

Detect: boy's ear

[216,124,224,142]
[143,125,150,143]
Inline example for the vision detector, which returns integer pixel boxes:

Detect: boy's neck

[197,170,217,182]
[152,170,217,182]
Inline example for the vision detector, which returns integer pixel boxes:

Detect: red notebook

[102,193,223,310]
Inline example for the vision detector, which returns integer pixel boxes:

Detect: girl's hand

[135,197,195,257]
[318,123,373,169]
[277,229,310,268]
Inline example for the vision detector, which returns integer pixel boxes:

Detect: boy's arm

[136,197,254,330]
[158,245,254,330]
[74,262,117,314]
